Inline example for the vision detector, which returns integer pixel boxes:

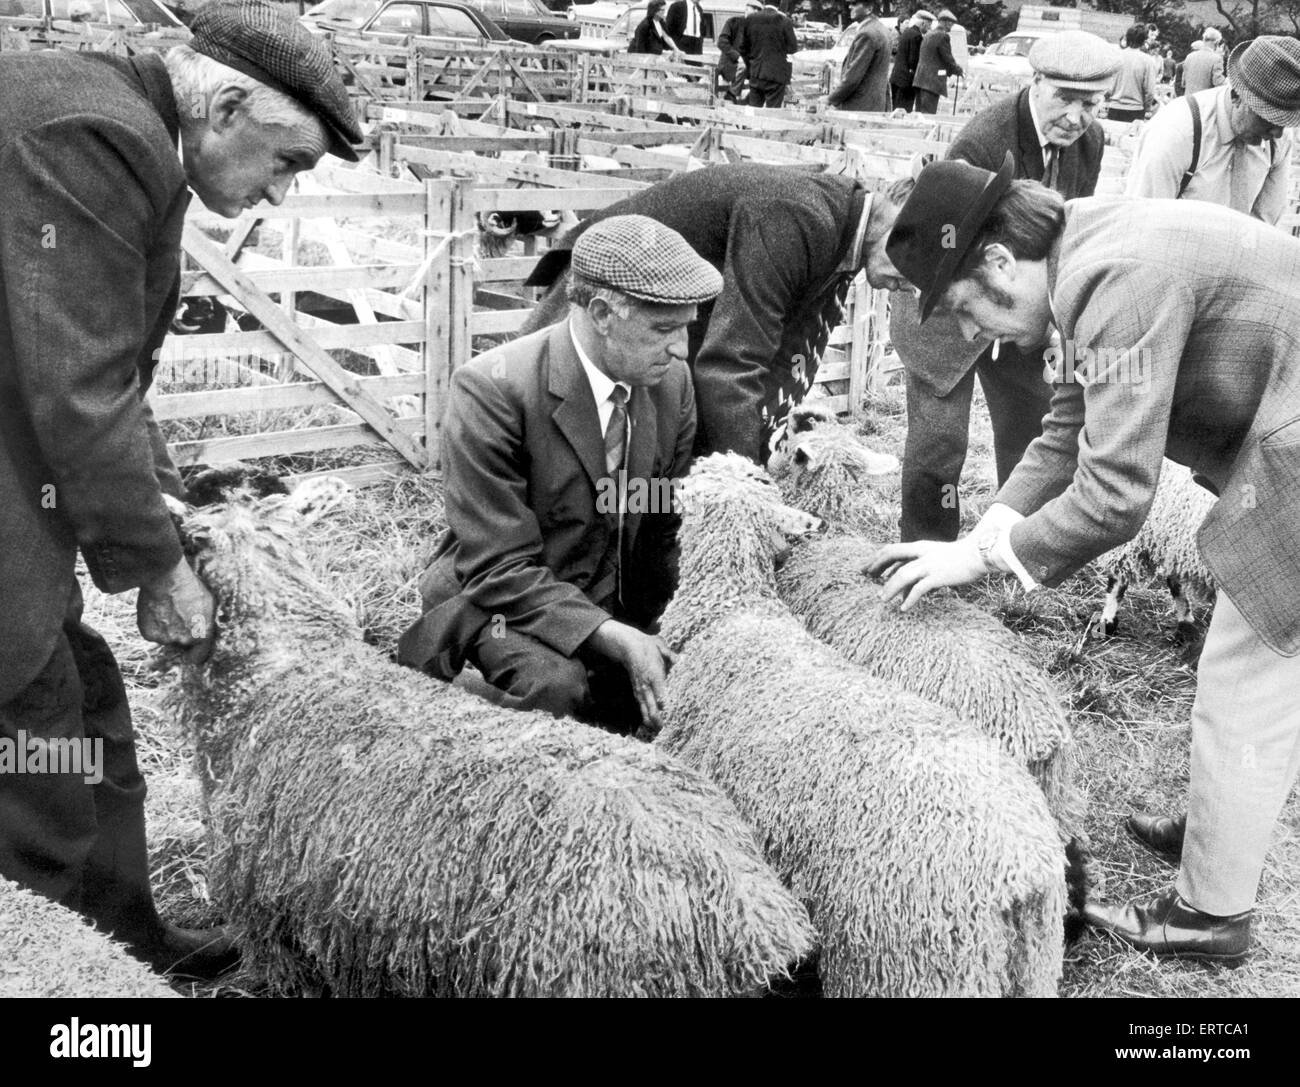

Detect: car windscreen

[304,0,376,27]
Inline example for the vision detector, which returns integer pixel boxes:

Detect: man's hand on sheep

[587,619,676,733]
[137,557,217,663]
[863,538,990,612]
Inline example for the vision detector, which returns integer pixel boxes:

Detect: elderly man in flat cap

[517,164,916,466]
[1127,35,1299,228]
[890,8,934,112]
[892,31,1120,543]
[0,0,360,977]
[398,216,722,736]
[910,9,962,115]
[867,157,1300,965]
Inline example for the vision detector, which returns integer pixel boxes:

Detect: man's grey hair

[1202,26,1222,43]
[165,45,317,131]
[567,271,635,318]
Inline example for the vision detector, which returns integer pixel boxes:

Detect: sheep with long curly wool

[657,454,1067,997]
[165,476,815,998]
[769,413,1084,852]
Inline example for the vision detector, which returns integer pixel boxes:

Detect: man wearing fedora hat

[867,156,1300,964]
[892,31,1120,544]
[1127,35,1298,226]
[398,216,722,737]
[0,0,360,977]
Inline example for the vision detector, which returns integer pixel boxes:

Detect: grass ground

[85,377,1298,998]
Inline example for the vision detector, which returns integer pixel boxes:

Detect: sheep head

[774,421,900,539]
[661,454,823,649]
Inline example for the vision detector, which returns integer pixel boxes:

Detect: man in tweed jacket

[892,30,1117,542]
[0,0,359,976]
[870,160,1300,963]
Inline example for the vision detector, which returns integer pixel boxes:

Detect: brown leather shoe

[1083,887,1251,965]
[1126,811,1186,863]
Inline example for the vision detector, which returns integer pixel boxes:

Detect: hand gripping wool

[165,478,814,997]
[0,877,178,998]
[657,454,1067,997]
[768,416,1093,923]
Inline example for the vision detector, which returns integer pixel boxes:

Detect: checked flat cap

[572,215,723,305]
[190,0,362,162]
[1228,36,1300,130]
[1028,31,1121,93]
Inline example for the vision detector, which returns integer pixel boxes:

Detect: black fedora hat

[885,150,1015,321]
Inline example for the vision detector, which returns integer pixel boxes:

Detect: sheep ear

[283,476,353,526]
[861,449,901,476]
[773,501,823,538]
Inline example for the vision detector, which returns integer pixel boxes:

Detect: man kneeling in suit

[398,216,722,734]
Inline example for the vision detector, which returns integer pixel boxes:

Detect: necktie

[1043,145,1061,192]
[605,385,629,476]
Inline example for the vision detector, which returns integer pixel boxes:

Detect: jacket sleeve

[1124,100,1193,201]
[443,363,609,657]
[717,17,741,62]
[1253,134,1291,226]
[783,17,798,54]
[665,1,684,38]
[0,117,183,595]
[997,260,1196,587]
[691,200,812,462]
[939,36,961,77]
[829,35,876,106]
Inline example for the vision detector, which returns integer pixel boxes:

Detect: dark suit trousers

[900,341,1053,542]
[0,585,160,941]
[465,623,642,735]
[913,88,940,114]
[748,79,787,108]
[891,84,915,111]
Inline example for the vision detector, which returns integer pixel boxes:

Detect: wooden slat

[290,460,420,487]
[473,186,635,213]
[157,319,426,359]
[169,417,423,467]
[179,263,421,297]
[470,308,530,335]
[250,192,427,219]
[182,225,428,470]
[152,373,423,420]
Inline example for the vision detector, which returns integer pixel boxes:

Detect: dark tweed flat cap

[1028,31,1121,93]
[572,215,722,305]
[190,0,362,161]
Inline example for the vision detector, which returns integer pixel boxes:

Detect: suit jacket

[665,0,705,53]
[0,50,187,704]
[629,16,668,54]
[890,22,924,89]
[717,13,745,80]
[736,7,798,85]
[912,27,961,97]
[893,88,1106,397]
[1181,46,1225,96]
[397,321,696,677]
[999,197,1300,656]
[829,15,891,111]
[571,165,865,462]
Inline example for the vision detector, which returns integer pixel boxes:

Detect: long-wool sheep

[657,454,1067,997]
[165,479,814,998]
[0,877,178,999]
[1092,459,1217,640]
[769,418,1083,843]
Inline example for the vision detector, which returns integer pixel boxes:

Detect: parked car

[3,0,184,25]
[301,0,510,43]
[461,0,576,44]
[967,32,1042,83]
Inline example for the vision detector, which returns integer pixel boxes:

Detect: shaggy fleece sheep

[657,454,1067,997]
[166,479,814,997]
[1092,460,1217,641]
[769,418,1082,839]
[0,877,177,998]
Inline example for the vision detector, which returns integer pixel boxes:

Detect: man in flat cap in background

[1127,35,1299,228]
[910,9,962,114]
[890,8,933,112]
[398,216,722,736]
[517,164,916,466]
[827,1,891,113]
[868,156,1300,966]
[0,0,360,977]
[891,30,1119,542]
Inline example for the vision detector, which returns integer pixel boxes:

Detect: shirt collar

[1027,91,1052,152]
[570,324,630,407]
[840,191,873,275]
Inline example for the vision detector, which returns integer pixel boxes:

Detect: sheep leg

[1074,576,1125,655]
